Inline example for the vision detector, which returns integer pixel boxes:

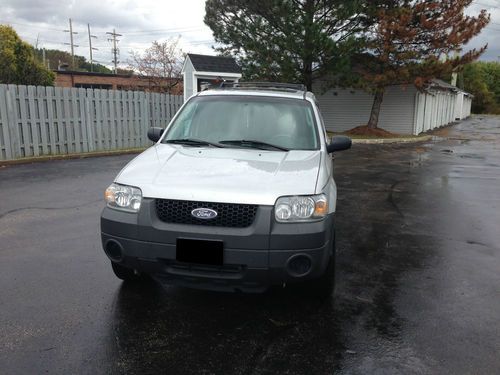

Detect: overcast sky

[1,0,499,71]
[1,0,216,69]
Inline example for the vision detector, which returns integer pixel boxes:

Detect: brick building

[54,70,182,94]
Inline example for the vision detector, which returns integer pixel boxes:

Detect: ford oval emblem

[191,208,218,220]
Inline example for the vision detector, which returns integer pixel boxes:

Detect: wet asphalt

[0,116,499,374]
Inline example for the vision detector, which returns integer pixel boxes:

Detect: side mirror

[147,127,164,143]
[327,136,352,154]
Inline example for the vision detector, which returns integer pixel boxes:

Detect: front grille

[161,260,245,277]
[155,199,258,228]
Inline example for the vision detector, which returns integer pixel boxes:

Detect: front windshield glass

[163,95,319,150]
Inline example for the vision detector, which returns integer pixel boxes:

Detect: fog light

[287,255,312,277]
[105,240,123,261]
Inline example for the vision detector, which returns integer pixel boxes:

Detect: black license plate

[176,238,223,265]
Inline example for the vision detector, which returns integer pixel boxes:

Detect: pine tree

[205,0,365,90]
[359,0,490,130]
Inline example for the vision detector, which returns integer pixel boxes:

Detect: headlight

[274,194,328,222]
[104,183,142,213]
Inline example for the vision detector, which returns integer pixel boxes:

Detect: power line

[106,29,122,74]
[22,35,67,45]
[3,17,215,44]
[63,18,78,69]
[116,25,204,34]
[473,1,500,10]
[9,19,217,59]
[0,19,64,32]
[125,27,204,36]
[88,24,98,72]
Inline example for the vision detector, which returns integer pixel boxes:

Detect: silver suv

[100,82,351,296]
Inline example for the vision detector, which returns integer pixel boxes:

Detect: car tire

[111,262,142,282]
[307,234,336,299]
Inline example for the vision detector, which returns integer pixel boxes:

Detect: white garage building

[314,79,472,135]
[179,56,472,136]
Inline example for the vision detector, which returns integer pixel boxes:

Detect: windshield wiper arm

[165,138,225,148]
[219,139,289,151]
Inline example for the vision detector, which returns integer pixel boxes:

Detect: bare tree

[128,37,184,93]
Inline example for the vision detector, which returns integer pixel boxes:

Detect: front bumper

[100,198,334,292]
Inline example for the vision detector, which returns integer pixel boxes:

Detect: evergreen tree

[205,0,365,90]
[358,0,489,129]
[0,25,55,85]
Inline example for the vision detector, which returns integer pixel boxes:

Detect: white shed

[314,79,472,135]
[182,54,242,101]
[454,90,473,121]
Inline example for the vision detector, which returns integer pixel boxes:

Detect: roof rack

[215,81,307,93]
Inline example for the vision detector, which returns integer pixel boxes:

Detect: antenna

[63,18,79,69]
[106,29,122,74]
[88,24,98,72]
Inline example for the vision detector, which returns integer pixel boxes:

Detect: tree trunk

[304,65,313,91]
[367,89,385,129]
[303,0,314,92]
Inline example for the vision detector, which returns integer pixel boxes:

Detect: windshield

[163,95,319,150]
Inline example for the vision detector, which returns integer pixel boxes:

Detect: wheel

[304,234,336,299]
[111,262,142,282]
[309,253,336,299]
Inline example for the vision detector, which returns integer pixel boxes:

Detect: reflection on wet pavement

[0,116,499,374]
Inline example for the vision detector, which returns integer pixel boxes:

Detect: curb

[0,148,146,167]
[351,135,434,144]
[0,134,437,166]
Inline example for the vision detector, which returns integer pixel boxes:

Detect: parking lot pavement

[1,116,499,374]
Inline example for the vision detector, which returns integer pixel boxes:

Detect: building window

[75,83,113,90]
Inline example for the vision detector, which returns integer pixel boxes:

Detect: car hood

[115,144,322,205]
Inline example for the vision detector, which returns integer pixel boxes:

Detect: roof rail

[215,81,307,93]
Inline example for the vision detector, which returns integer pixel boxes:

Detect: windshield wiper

[165,138,225,148]
[219,139,289,151]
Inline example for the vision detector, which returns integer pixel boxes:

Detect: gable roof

[428,79,459,91]
[187,53,242,74]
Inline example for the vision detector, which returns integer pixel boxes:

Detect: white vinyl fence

[0,84,183,161]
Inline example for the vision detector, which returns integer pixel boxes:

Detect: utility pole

[88,24,98,72]
[106,29,122,74]
[64,18,78,70]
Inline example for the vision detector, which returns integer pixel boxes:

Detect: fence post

[0,85,13,160]
[44,86,57,155]
[61,88,73,154]
[26,85,40,157]
[84,88,95,152]
[94,89,103,151]
[133,91,140,147]
[143,92,151,147]
[76,88,87,152]
[36,86,49,155]
[5,85,21,158]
